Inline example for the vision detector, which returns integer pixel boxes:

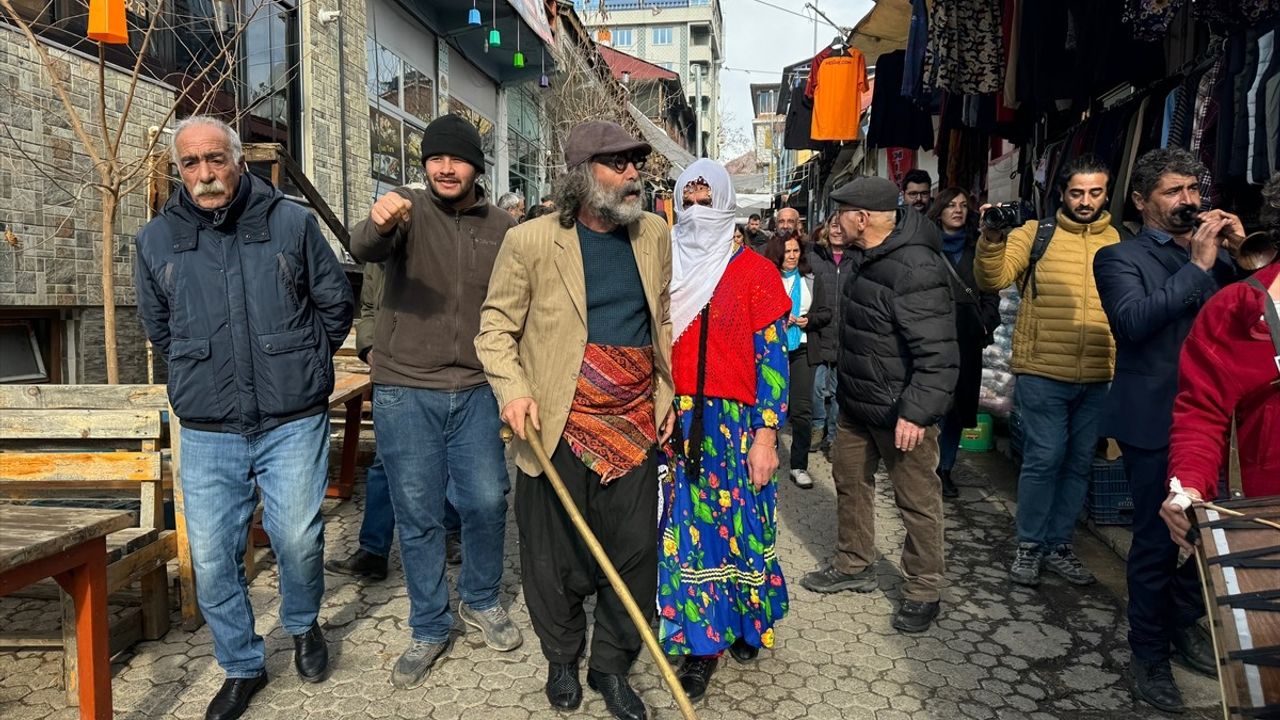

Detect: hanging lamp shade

[513,51,525,68]
[488,27,501,47]
[597,27,612,43]
[467,7,481,25]
[539,74,550,88]
[87,0,129,44]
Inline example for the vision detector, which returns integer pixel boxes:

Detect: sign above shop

[506,0,552,44]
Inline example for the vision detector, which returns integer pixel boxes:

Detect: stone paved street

[1,441,1221,719]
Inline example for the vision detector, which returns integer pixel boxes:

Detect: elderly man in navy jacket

[135,116,353,720]
[1094,148,1240,714]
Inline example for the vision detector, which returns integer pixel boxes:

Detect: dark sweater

[578,222,651,347]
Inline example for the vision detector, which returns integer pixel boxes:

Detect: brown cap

[830,176,901,211]
[564,121,651,169]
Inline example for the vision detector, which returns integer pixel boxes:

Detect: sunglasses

[594,152,648,174]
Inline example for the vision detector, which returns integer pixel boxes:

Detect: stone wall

[0,27,174,309]
[301,1,373,253]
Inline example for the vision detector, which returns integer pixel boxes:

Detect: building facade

[0,0,555,384]
[575,0,721,158]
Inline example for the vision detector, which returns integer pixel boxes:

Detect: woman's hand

[747,428,779,491]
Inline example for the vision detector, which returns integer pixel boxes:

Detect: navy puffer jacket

[134,175,354,434]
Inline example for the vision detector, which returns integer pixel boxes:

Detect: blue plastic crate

[1087,457,1133,526]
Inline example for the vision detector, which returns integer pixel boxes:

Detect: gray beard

[587,180,644,227]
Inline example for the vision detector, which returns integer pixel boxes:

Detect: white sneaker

[790,469,814,489]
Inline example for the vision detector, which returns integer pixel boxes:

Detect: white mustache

[194,179,227,197]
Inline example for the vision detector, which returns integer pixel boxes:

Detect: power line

[740,0,814,22]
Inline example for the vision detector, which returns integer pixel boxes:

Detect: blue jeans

[180,413,329,677]
[1014,375,1110,546]
[812,363,837,441]
[372,383,509,643]
[938,414,965,472]
[359,456,462,559]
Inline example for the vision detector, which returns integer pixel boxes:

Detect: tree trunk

[101,189,120,384]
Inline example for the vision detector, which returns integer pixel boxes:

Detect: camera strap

[1019,218,1057,300]
[1244,277,1280,378]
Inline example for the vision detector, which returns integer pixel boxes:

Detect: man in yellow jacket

[974,154,1119,588]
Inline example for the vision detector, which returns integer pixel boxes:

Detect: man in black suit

[1094,148,1242,714]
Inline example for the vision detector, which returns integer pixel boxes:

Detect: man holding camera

[974,155,1119,589]
[1093,148,1242,713]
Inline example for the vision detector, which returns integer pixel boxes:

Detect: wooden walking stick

[502,421,699,720]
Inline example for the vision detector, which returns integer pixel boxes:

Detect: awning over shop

[847,0,912,61]
[397,0,557,84]
[626,104,697,180]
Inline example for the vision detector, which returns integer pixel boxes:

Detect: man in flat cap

[476,120,675,720]
[800,176,958,635]
[350,113,523,690]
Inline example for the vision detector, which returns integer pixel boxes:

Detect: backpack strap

[1245,277,1280,373]
[1019,218,1057,300]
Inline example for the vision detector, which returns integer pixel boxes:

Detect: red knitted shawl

[673,250,792,405]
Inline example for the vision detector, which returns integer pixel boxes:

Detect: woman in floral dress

[660,158,791,702]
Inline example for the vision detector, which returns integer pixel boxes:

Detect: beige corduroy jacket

[475,212,674,476]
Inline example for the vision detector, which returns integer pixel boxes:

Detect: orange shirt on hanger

[811,50,868,141]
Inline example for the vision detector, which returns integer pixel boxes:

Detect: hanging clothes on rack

[811,43,868,142]
[783,79,822,150]
[923,0,1005,95]
[902,0,930,101]
[866,51,935,151]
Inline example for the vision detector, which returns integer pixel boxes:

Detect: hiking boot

[1042,544,1096,585]
[892,599,940,634]
[800,565,877,594]
[1130,657,1185,714]
[459,602,523,651]
[938,468,959,498]
[390,638,451,689]
[1172,623,1217,677]
[1009,543,1042,586]
[790,469,814,489]
[324,549,388,581]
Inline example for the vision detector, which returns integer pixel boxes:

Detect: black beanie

[419,114,486,173]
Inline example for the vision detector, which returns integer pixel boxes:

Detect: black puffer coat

[836,209,960,429]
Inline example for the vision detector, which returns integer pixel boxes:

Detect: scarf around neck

[670,159,739,341]
[783,268,803,350]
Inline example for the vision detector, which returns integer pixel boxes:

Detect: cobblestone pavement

[1,441,1220,719]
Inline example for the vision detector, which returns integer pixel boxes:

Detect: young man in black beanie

[350,113,522,689]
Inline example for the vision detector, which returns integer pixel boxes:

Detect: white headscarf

[670,159,738,341]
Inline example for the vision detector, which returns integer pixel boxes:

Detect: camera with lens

[982,202,1028,231]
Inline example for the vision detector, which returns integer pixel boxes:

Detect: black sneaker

[677,655,718,702]
[324,549,388,581]
[891,599,940,633]
[1130,657,1185,714]
[1042,544,1096,585]
[800,565,877,593]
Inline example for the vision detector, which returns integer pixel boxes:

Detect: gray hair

[170,116,244,166]
[555,165,594,229]
[497,192,524,211]
[1130,148,1206,200]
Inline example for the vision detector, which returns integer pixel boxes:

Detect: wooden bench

[0,384,179,703]
[0,506,135,720]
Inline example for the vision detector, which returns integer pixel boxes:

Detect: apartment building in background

[575,0,722,158]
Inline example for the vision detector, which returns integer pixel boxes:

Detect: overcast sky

[720,0,873,156]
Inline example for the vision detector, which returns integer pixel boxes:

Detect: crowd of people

[133,112,1280,720]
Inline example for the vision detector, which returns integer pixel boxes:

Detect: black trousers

[1122,441,1205,661]
[788,349,815,471]
[516,439,658,674]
